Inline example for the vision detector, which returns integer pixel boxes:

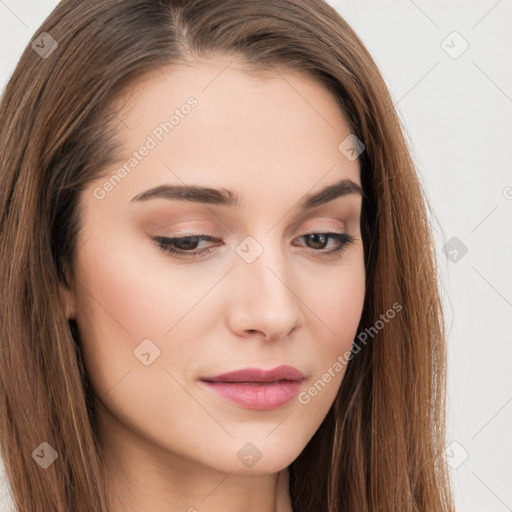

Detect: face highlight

[62,56,366,510]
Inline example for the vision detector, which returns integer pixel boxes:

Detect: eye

[151,234,220,259]
[294,232,356,257]
[151,231,356,259]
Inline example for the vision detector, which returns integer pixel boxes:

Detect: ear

[60,264,77,320]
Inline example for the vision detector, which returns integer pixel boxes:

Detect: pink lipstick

[200,365,305,410]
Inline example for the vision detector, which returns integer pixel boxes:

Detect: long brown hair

[0,1,455,510]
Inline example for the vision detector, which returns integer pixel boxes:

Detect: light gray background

[1,1,511,510]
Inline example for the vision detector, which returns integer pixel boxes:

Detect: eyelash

[151,231,356,259]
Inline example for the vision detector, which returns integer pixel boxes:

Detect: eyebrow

[130,178,365,210]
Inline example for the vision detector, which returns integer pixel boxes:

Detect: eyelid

[301,225,346,235]
[164,227,221,238]
[158,225,347,241]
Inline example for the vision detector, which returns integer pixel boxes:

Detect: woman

[0,1,456,511]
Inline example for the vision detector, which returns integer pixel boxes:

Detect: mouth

[200,365,305,410]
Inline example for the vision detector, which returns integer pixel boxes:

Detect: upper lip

[201,365,305,383]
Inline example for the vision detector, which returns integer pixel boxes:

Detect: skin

[61,55,366,512]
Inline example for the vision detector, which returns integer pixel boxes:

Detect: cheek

[327,272,365,347]
[311,253,366,353]
[72,231,214,395]
[297,256,365,410]
[71,234,157,394]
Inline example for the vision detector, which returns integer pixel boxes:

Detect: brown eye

[151,232,356,260]
[305,233,329,249]
[294,232,356,257]
[151,235,219,258]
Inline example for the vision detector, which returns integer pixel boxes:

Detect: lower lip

[201,380,303,410]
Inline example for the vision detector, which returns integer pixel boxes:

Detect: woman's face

[63,56,365,477]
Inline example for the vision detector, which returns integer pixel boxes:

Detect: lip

[200,365,305,410]
[202,365,305,383]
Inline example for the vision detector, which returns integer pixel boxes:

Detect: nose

[226,243,305,342]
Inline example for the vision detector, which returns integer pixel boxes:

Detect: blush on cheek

[76,235,159,328]
[317,271,365,347]
[72,248,150,394]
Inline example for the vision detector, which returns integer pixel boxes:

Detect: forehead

[93,56,362,212]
